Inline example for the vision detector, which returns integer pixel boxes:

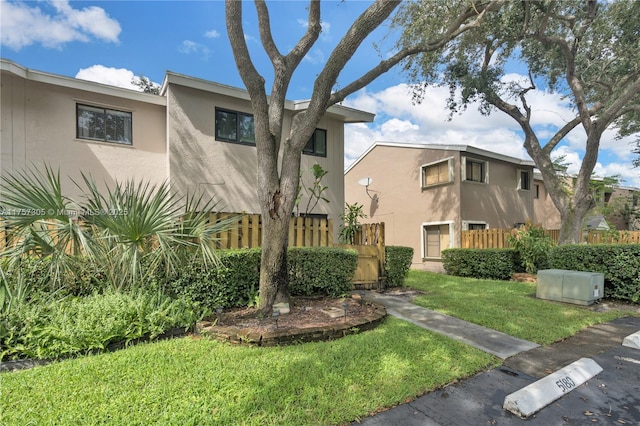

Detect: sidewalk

[355,292,640,425]
[362,291,539,359]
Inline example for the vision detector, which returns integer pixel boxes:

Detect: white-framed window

[421,221,454,259]
[517,169,531,190]
[461,157,488,183]
[77,104,132,145]
[462,221,487,231]
[420,157,454,188]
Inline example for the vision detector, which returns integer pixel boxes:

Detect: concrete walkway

[362,291,539,359]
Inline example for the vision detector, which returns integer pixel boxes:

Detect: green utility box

[537,269,604,305]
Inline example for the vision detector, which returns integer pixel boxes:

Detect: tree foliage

[132,75,160,95]
[396,0,640,244]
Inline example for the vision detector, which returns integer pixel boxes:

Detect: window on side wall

[303,128,327,157]
[77,104,132,145]
[534,184,540,199]
[422,223,451,258]
[462,157,488,183]
[518,170,531,190]
[467,223,486,230]
[215,108,255,145]
[421,158,453,188]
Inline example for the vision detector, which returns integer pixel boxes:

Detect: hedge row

[442,245,640,303]
[549,245,640,303]
[115,247,359,310]
[442,248,517,281]
[5,247,359,311]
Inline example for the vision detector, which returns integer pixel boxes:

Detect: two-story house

[344,142,537,269]
[1,59,374,237]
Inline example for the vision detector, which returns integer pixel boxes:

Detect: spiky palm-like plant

[1,166,237,292]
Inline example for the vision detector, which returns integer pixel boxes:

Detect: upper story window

[534,184,540,199]
[518,170,531,190]
[77,104,132,145]
[421,157,454,188]
[215,108,255,145]
[462,157,488,183]
[304,129,327,157]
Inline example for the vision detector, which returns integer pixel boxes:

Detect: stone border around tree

[196,303,387,346]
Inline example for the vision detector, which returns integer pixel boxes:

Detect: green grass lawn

[405,270,638,345]
[1,318,497,426]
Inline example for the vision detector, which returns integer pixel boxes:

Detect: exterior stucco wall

[346,144,541,268]
[345,145,462,266]
[1,71,166,200]
[166,83,345,231]
[460,156,535,229]
[533,178,562,229]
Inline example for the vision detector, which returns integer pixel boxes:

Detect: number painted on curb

[555,376,576,393]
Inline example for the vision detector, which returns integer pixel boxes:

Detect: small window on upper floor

[462,157,488,183]
[421,158,454,188]
[215,108,255,145]
[77,104,132,145]
[534,184,540,199]
[518,170,531,190]
[303,129,327,157]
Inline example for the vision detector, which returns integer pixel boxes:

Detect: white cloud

[204,29,220,39]
[303,48,325,65]
[179,40,210,59]
[0,0,120,50]
[75,65,159,92]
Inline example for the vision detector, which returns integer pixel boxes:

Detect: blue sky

[1,0,638,187]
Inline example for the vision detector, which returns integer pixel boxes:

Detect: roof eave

[1,58,166,106]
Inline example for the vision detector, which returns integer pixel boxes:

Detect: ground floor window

[422,223,451,258]
[467,223,486,231]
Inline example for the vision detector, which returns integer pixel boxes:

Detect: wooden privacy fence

[461,228,640,249]
[336,222,386,290]
[0,213,333,252]
[208,213,333,249]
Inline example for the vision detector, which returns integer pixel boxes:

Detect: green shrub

[0,290,201,361]
[163,248,261,311]
[508,224,555,273]
[164,247,358,308]
[288,247,357,297]
[442,248,516,280]
[385,246,414,287]
[549,244,640,303]
[1,256,107,299]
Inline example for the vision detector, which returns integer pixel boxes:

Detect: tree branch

[254,0,282,64]
[225,1,266,100]
[328,0,505,107]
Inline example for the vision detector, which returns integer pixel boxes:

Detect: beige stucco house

[1,59,374,235]
[345,142,540,269]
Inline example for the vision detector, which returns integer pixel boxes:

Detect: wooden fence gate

[336,222,385,290]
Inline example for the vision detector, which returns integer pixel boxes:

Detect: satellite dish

[358,177,372,187]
